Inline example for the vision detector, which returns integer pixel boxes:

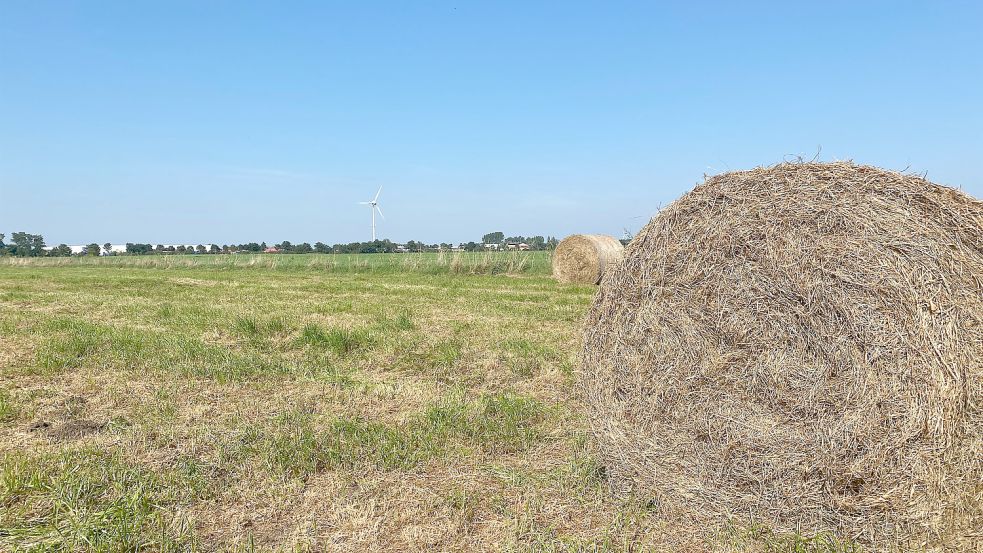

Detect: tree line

[0,232,47,257]
[0,231,560,257]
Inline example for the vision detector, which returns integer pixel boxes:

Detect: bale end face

[552,234,624,284]
[580,162,983,548]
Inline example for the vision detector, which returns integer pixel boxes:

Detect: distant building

[484,243,500,250]
[43,244,122,255]
[263,247,280,253]
[40,245,87,255]
[43,243,211,255]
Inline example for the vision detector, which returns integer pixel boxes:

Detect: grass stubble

[0,254,859,552]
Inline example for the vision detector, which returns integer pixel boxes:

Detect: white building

[44,243,210,255]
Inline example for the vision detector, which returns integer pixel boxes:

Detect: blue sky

[1,1,981,245]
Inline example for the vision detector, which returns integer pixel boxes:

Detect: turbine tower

[359,186,385,241]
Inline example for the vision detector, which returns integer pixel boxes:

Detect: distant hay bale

[552,234,624,284]
[580,162,983,549]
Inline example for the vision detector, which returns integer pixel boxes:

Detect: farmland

[0,254,853,551]
[0,251,552,275]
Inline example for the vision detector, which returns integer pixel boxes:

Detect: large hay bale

[553,234,624,284]
[581,162,982,548]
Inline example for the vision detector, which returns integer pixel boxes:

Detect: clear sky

[1,1,981,246]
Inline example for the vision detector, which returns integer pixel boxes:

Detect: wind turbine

[359,186,385,241]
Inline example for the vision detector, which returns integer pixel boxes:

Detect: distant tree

[527,236,545,250]
[196,244,206,254]
[314,242,329,253]
[9,232,30,256]
[10,232,46,257]
[545,236,559,250]
[176,245,186,253]
[85,243,101,256]
[33,233,46,256]
[103,242,112,255]
[463,241,479,252]
[295,242,313,254]
[333,242,354,254]
[209,244,219,254]
[482,232,504,245]
[49,244,72,257]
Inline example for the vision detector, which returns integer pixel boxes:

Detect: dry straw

[580,162,982,549]
[552,234,624,284]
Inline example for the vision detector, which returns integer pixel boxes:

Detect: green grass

[0,449,198,551]
[232,315,261,337]
[221,392,547,480]
[0,389,17,423]
[33,319,293,381]
[720,523,865,552]
[297,323,376,355]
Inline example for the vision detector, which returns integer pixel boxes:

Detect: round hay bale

[581,162,983,548]
[553,234,624,284]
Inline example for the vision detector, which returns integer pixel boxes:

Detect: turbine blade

[375,205,385,220]
[373,186,383,202]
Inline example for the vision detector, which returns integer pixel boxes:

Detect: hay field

[0,256,857,552]
[1,251,552,275]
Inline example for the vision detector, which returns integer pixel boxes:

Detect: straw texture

[553,234,624,284]
[580,162,983,549]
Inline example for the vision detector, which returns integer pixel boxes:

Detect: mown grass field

[0,254,856,552]
[1,251,552,275]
